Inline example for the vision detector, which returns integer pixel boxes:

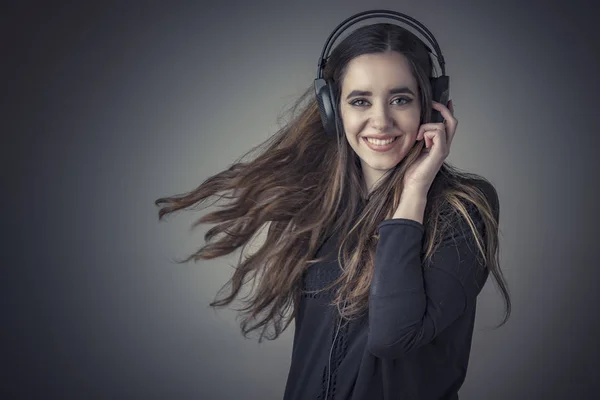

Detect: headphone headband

[316,9,446,79]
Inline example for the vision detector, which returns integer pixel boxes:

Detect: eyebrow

[345,87,415,99]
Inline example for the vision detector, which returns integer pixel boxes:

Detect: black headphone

[314,10,450,138]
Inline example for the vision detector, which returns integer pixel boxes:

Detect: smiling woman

[155,9,510,400]
[340,52,423,189]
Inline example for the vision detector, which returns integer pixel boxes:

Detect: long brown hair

[155,23,511,342]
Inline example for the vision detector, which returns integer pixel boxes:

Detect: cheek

[403,110,422,137]
[340,111,361,135]
[405,127,419,140]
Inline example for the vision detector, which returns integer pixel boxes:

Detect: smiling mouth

[361,136,399,152]
[363,136,398,145]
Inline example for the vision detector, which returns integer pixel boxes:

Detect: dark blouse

[282,181,498,399]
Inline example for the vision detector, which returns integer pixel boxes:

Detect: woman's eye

[350,97,412,107]
[392,97,411,105]
[350,99,368,106]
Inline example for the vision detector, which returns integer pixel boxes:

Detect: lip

[362,136,399,152]
[363,134,397,140]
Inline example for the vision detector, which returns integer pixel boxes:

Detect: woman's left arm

[367,187,495,359]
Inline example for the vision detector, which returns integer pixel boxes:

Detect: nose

[369,105,392,131]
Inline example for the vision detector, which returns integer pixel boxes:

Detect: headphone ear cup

[429,75,450,123]
[327,82,341,136]
[314,78,338,137]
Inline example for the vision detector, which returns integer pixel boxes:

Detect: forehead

[341,52,417,92]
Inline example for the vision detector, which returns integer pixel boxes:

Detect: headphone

[314,10,450,139]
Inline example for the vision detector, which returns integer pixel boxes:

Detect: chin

[363,157,402,171]
[360,145,409,169]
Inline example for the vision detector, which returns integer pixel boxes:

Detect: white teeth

[366,137,396,145]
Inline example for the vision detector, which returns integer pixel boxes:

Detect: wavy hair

[155,23,511,342]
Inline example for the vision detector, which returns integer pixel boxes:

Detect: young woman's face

[339,51,421,187]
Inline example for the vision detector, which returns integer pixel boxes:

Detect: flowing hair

[155,23,511,342]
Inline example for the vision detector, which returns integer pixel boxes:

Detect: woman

[155,13,510,400]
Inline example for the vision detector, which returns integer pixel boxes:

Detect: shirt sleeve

[367,194,495,359]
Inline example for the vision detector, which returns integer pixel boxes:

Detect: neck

[361,163,387,194]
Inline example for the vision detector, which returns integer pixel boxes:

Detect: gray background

[3,0,599,399]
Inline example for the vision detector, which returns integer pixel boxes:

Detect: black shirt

[283,182,498,399]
